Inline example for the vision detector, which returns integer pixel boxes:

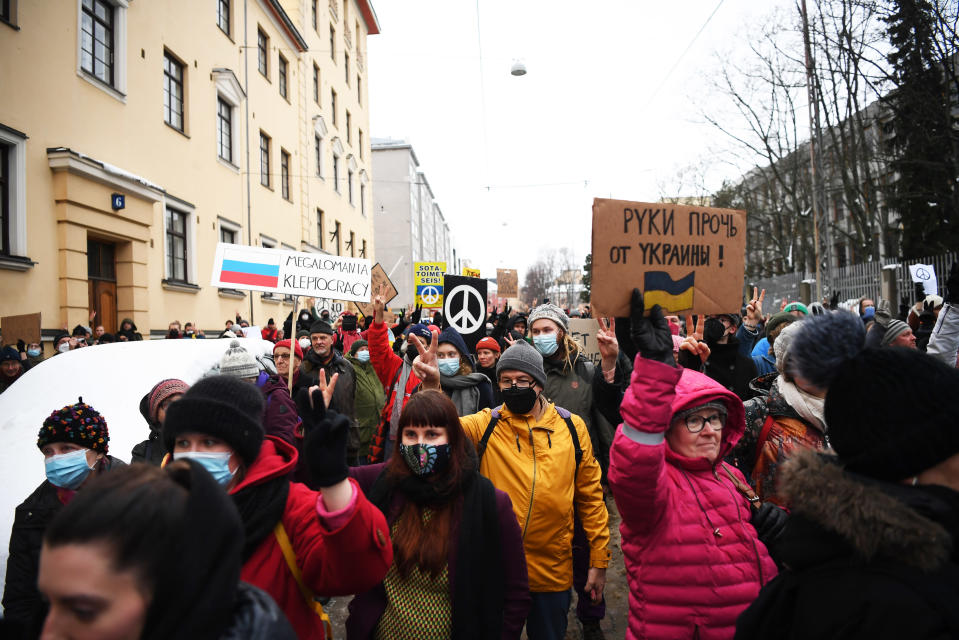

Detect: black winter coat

[221,583,297,639]
[703,340,758,401]
[2,456,126,635]
[735,450,959,640]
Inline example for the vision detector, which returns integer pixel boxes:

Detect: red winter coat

[234,437,393,640]
[608,357,777,640]
[367,321,421,462]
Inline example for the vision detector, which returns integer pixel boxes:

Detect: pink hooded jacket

[608,356,777,640]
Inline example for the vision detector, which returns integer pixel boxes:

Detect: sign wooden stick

[287,295,298,398]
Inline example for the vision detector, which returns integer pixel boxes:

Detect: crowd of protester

[2,264,959,639]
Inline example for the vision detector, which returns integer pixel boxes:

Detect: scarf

[368,445,505,639]
[231,475,291,561]
[388,360,415,438]
[440,372,487,416]
[776,375,827,433]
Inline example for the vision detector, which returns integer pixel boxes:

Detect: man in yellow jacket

[412,334,611,640]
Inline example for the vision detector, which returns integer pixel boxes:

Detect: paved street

[325,494,628,640]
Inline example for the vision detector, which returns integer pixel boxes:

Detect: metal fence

[752,251,958,308]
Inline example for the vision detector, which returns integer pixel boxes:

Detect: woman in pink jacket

[608,290,779,640]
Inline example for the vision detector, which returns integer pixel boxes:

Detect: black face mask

[501,386,538,415]
[703,318,727,345]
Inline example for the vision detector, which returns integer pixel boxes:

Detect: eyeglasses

[499,378,534,390]
[274,353,292,361]
[683,413,725,433]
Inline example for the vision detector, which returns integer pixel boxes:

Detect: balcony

[344,23,353,49]
[356,50,364,72]
[328,0,337,22]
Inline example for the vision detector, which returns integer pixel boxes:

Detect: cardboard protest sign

[210,243,372,303]
[590,199,747,317]
[442,275,488,353]
[414,262,446,308]
[355,263,399,317]
[1,313,41,346]
[568,318,602,367]
[463,267,481,278]
[497,269,518,298]
[908,264,938,296]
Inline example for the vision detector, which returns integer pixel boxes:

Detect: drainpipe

[243,0,254,324]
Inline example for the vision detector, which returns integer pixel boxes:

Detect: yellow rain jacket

[460,402,611,592]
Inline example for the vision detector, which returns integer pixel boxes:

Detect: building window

[217,0,230,36]
[257,28,268,77]
[278,54,288,99]
[314,135,323,177]
[345,111,351,144]
[0,126,26,260]
[329,26,335,61]
[259,132,271,187]
[331,89,337,125]
[280,149,290,200]
[311,0,317,31]
[344,52,350,84]
[217,98,233,163]
[332,152,340,192]
[80,0,115,85]
[358,129,363,159]
[357,75,362,105]
[360,183,366,216]
[360,239,367,258]
[1,0,12,25]
[0,142,8,255]
[313,63,320,104]
[316,209,324,249]
[334,220,341,255]
[165,207,188,282]
[348,169,354,204]
[219,218,240,244]
[348,230,355,257]
[163,52,185,131]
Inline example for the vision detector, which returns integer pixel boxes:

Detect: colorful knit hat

[147,379,191,423]
[38,397,109,454]
[219,340,260,379]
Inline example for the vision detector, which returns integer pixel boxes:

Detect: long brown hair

[387,389,471,578]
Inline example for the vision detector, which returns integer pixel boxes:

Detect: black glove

[629,288,675,367]
[914,282,926,304]
[946,263,959,305]
[411,304,423,324]
[16,339,25,353]
[296,387,350,487]
[829,289,840,309]
[751,502,788,545]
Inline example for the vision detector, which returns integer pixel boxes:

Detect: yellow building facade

[0,0,378,343]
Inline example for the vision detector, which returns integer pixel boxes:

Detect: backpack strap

[476,407,501,465]
[721,462,762,511]
[554,406,583,474]
[754,414,777,468]
[274,522,334,639]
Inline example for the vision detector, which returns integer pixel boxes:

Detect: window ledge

[161,279,200,293]
[164,122,190,138]
[218,288,247,299]
[260,293,283,304]
[78,71,127,104]
[217,156,241,173]
[0,255,35,272]
[1,17,20,31]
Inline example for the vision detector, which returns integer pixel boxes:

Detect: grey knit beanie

[496,340,547,388]
[880,319,910,347]
[774,321,804,375]
[219,340,260,379]
[527,303,569,333]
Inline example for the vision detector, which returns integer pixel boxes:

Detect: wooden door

[87,240,117,334]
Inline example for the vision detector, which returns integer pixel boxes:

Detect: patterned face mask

[399,443,451,477]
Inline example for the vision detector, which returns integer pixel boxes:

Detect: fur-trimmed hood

[780,449,956,572]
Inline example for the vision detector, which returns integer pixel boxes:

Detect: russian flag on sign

[220,251,281,288]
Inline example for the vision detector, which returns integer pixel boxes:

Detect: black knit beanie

[38,398,110,454]
[162,376,265,466]
[309,320,334,335]
[825,347,959,481]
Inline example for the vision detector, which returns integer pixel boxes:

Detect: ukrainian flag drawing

[644,271,695,312]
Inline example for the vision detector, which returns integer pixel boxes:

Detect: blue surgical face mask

[27,348,41,357]
[175,451,236,487]
[533,334,559,357]
[438,357,460,376]
[355,350,371,363]
[45,448,94,490]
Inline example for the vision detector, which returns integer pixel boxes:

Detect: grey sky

[367,0,797,280]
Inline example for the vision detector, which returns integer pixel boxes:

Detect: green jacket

[347,355,386,458]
